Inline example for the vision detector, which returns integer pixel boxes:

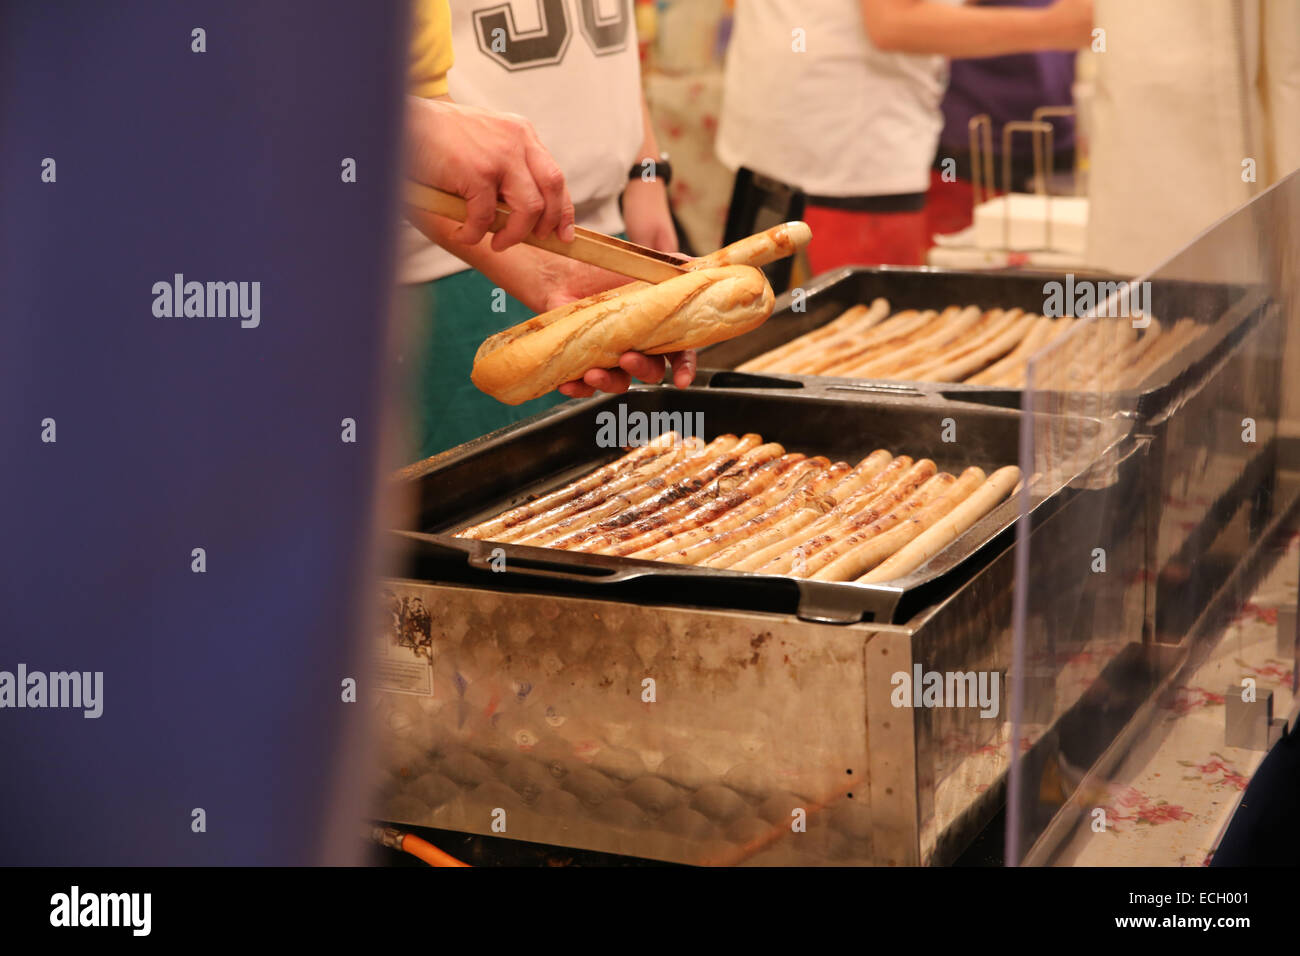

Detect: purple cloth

[939,0,1076,156]
[1,0,404,864]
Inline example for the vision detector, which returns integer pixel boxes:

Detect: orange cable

[400,832,471,867]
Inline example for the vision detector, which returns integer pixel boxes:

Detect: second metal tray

[699,266,1267,421]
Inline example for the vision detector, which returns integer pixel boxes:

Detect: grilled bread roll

[472,265,776,405]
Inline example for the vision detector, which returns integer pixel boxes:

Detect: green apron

[407,268,568,461]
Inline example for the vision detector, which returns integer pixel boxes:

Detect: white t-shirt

[717,0,954,198]
[402,0,645,285]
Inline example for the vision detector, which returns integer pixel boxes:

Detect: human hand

[405,96,576,251]
[537,251,699,399]
[556,349,698,398]
[536,256,633,313]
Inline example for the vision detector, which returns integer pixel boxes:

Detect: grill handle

[701,369,805,390]
[394,531,648,585]
[464,547,647,584]
[697,372,932,400]
[822,381,927,398]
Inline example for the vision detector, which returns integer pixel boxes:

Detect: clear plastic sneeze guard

[1007,172,1300,865]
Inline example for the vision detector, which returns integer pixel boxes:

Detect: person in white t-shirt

[718,0,1090,271]
[404,0,687,459]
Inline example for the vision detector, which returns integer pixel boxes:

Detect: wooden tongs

[404,182,688,284]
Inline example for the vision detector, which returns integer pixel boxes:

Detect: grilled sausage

[811,466,986,581]
[456,430,680,539]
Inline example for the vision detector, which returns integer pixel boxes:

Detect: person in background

[926,0,1077,243]
[1084,0,1299,276]
[717,0,1091,272]
[403,0,689,460]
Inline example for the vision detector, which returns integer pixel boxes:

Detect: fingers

[555,193,576,244]
[492,162,546,252]
[583,366,633,394]
[492,114,572,249]
[523,139,574,242]
[557,379,596,398]
[555,350,696,400]
[410,100,575,251]
[619,351,667,383]
[668,350,698,388]
[456,184,498,246]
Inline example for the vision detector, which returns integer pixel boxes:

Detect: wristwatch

[629,153,672,187]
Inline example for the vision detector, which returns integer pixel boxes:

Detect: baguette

[472,265,775,405]
[517,222,811,335]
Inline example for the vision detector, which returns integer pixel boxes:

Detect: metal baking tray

[393,383,1123,625]
[699,266,1269,421]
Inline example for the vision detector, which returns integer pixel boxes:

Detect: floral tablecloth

[1054,528,1298,865]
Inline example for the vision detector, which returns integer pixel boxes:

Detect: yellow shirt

[409,0,454,98]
